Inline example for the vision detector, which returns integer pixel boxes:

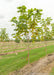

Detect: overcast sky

[0,0,54,38]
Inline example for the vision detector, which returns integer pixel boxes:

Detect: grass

[50,67,54,75]
[0,41,54,53]
[0,45,54,75]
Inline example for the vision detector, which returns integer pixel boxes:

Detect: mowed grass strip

[0,41,54,54]
[0,45,54,75]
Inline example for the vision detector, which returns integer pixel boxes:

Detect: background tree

[41,17,52,55]
[51,23,54,39]
[28,8,42,41]
[0,28,9,42]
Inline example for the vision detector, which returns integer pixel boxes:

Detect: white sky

[0,0,54,38]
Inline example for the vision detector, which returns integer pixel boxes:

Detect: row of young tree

[0,5,54,42]
[11,5,54,42]
[10,5,54,64]
[0,5,54,64]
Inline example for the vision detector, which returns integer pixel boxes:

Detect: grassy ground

[0,41,54,53]
[0,44,54,75]
[50,67,54,75]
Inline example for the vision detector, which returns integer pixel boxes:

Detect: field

[0,41,54,54]
[0,41,54,75]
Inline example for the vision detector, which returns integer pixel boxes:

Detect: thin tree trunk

[45,41,47,56]
[27,41,30,64]
[45,28,47,56]
[27,33,30,64]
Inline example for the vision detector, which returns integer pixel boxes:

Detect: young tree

[11,5,43,64]
[41,17,52,55]
[0,28,9,41]
[51,23,54,39]
[11,5,30,64]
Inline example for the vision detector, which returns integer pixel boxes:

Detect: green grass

[0,45,54,75]
[50,67,54,75]
[0,41,54,54]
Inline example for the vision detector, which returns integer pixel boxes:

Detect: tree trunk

[27,41,30,64]
[27,33,30,64]
[45,41,47,56]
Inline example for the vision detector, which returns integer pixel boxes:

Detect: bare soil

[16,53,54,75]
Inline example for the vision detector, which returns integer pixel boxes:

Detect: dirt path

[17,53,54,75]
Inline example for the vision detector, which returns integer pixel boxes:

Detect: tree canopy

[11,5,54,41]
